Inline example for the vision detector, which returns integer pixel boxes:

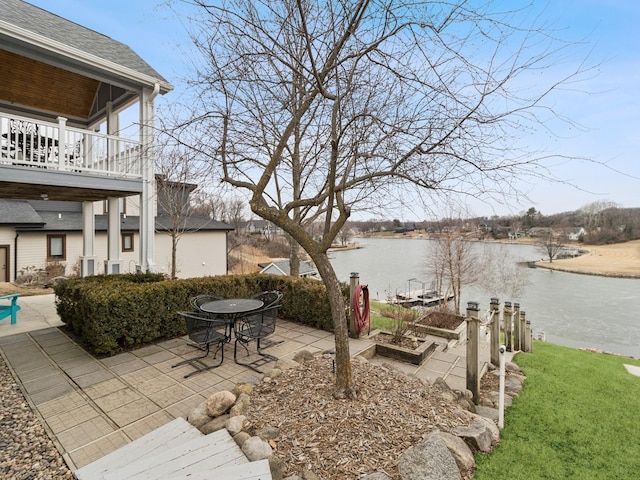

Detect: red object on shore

[352,284,370,335]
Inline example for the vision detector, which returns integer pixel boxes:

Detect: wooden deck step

[102,428,249,479]
[75,417,203,480]
[168,458,273,479]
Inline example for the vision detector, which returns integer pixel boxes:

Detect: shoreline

[351,235,640,279]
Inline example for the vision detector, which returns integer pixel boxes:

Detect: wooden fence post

[513,302,521,351]
[504,301,513,352]
[349,272,359,338]
[520,310,527,351]
[490,297,500,366]
[466,301,481,404]
[525,320,532,353]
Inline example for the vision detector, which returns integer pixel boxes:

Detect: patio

[0,294,489,473]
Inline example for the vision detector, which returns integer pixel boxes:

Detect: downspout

[13,232,19,282]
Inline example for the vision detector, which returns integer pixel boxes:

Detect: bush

[54,273,348,356]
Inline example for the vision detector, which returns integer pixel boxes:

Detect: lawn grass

[474,341,640,479]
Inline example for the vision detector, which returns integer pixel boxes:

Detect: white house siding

[154,231,228,279]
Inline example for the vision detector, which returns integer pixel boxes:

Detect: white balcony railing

[0,112,142,179]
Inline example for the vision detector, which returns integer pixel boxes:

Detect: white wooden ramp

[75,417,272,480]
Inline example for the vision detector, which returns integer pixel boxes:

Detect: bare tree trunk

[289,235,300,277]
[312,251,356,399]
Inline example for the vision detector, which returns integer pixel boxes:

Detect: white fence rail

[0,112,142,179]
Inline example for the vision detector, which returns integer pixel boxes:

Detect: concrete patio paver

[0,294,494,474]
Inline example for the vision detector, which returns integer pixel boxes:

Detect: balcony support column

[80,201,96,277]
[105,197,122,275]
[139,85,159,273]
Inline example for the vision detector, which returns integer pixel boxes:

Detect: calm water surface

[330,237,640,358]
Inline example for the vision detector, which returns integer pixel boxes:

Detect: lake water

[329,237,640,358]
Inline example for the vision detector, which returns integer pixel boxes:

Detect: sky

[23,0,640,220]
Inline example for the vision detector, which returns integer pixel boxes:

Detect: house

[0,1,231,280]
[258,259,318,278]
[566,227,586,241]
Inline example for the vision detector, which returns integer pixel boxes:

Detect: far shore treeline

[341,205,640,245]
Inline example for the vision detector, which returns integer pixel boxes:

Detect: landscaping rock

[255,426,280,441]
[472,414,500,446]
[452,420,493,453]
[230,392,251,416]
[225,415,246,436]
[206,390,236,417]
[265,367,283,379]
[489,392,513,408]
[474,405,499,422]
[269,455,287,480]
[398,430,462,480]
[201,413,230,435]
[233,431,251,447]
[187,401,211,429]
[234,383,254,396]
[505,361,521,373]
[438,431,475,478]
[275,358,299,370]
[292,350,314,363]
[242,436,273,461]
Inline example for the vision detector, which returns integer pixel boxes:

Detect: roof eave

[0,19,173,94]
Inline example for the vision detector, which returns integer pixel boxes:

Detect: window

[47,235,66,260]
[122,233,134,252]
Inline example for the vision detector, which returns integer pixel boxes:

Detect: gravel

[0,355,73,479]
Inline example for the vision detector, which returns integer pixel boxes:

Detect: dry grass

[536,239,640,277]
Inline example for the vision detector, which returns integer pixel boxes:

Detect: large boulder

[438,431,475,478]
[452,420,493,453]
[398,431,462,480]
[186,401,211,429]
[242,436,273,461]
[206,390,236,417]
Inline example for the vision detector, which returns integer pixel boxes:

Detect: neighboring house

[258,259,319,278]
[240,219,284,238]
[566,227,586,241]
[0,0,196,280]
[0,191,233,281]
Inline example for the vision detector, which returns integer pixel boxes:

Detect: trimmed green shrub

[54,273,348,356]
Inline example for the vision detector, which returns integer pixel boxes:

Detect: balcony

[1,112,142,179]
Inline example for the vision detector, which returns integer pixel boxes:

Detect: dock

[393,290,455,308]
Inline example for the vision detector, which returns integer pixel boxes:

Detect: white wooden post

[56,116,67,170]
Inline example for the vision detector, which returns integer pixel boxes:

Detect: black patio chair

[233,303,282,373]
[190,294,223,312]
[250,290,283,308]
[173,311,229,378]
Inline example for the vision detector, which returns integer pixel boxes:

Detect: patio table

[200,298,263,318]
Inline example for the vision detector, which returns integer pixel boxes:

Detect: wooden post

[504,301,513,352]
[490,297,500,366]
[525,320,532,353]
[466,301,481,404]
[513,303,521,351]
[349,272,359,338]
[520,310,527,352]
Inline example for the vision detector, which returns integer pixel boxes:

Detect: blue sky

[26,0,640,219]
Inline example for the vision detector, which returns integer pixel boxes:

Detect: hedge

[54,273,349,356]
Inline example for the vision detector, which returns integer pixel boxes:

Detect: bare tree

[170,0,592,398]
[538,231,566,263]
[428,218,479,315]
[154,143,212,279]
[479,243,530,300]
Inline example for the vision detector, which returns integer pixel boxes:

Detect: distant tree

[538,232,566,263]
[479,244,530,300]
[429,215,479,315]
[154,143,210,279]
